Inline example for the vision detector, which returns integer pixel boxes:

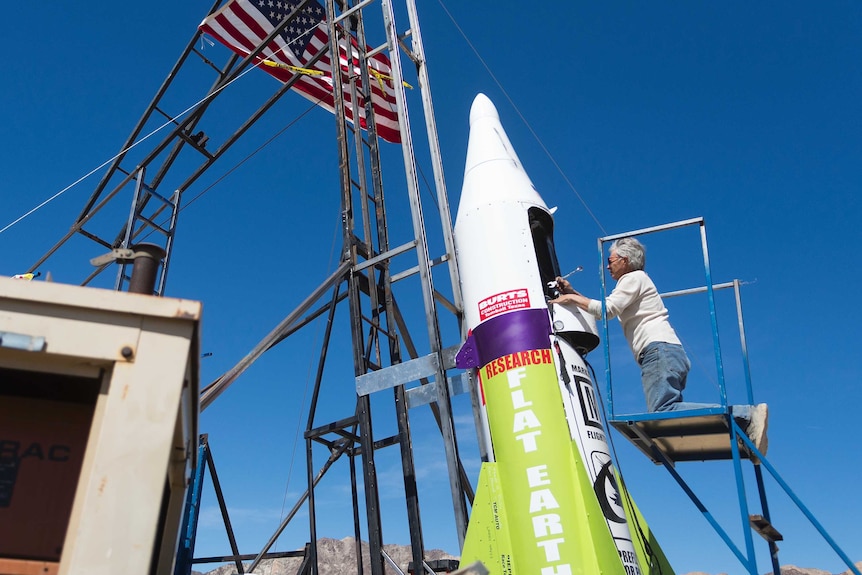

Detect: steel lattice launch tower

[454,94,669,575]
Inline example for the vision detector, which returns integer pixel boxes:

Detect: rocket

[454,94,670,575]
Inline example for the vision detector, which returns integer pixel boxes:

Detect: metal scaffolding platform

[610,409,754,464]
[600,218,859,575]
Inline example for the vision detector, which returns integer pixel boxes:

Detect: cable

[128,93,334,256]
[274,181,344,552]
[274,310,319,553]
[434,0,607,235]
[0,21,322,236]
[415,162,440,212]
[0,66,254,236]
[179,101,320,213]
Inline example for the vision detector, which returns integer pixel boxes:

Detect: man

[550,237,768,458]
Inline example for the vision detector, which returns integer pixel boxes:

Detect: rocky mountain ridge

[191,537,456,575]
[191,539,860,575]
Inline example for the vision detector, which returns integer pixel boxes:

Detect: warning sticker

[478,289,530,321]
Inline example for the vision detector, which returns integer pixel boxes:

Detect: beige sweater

[587,270,681,359]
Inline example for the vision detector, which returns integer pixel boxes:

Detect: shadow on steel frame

[599,217,859,575]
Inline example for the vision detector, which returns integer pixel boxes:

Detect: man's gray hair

[610,237,645,270]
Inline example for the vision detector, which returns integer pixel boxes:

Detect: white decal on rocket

[478,289,530,320]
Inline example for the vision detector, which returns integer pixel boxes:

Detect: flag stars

[256,0,325,52]
[200,0,399,142]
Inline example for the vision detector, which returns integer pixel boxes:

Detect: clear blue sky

[2,2,860,574]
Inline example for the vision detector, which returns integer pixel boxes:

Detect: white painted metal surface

[0,278,200,575]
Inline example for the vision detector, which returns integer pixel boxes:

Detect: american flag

[200,0,401,143]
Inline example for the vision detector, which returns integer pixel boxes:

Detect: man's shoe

[746,403,769,461]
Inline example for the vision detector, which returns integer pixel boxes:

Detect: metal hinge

[0,331,47,352]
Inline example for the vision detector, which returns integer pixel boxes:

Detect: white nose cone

[458,94,547,217]
[454,94,552,330]
[465,93,524,172]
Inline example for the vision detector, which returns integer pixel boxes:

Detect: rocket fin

[565,441,638,573]
[462,442,632,575]
[461,463,512,574]
[617,475,676,575]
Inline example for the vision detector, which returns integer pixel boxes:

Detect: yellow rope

[262,58,413,90]
[369,67,413,90]
[262,59,326,77]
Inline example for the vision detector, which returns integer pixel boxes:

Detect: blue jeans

[638,341,752,424]
[639,341,696,412]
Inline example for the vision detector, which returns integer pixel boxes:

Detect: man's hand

[549,278,590,310]
[555,276,578,295]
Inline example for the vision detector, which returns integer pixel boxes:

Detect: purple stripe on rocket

[456,308,552,369]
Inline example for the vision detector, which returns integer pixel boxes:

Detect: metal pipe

[599,217,704,243]
[127,243,166,295]
[246,442,350,573]
[200,261,350,409]
[599,236,614,417]
[659,281,737,299]
[734,280,755,405]
[205,443,245,574]
[381,0,469,547]
[404,0,464,324]
[699,223,728,408]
